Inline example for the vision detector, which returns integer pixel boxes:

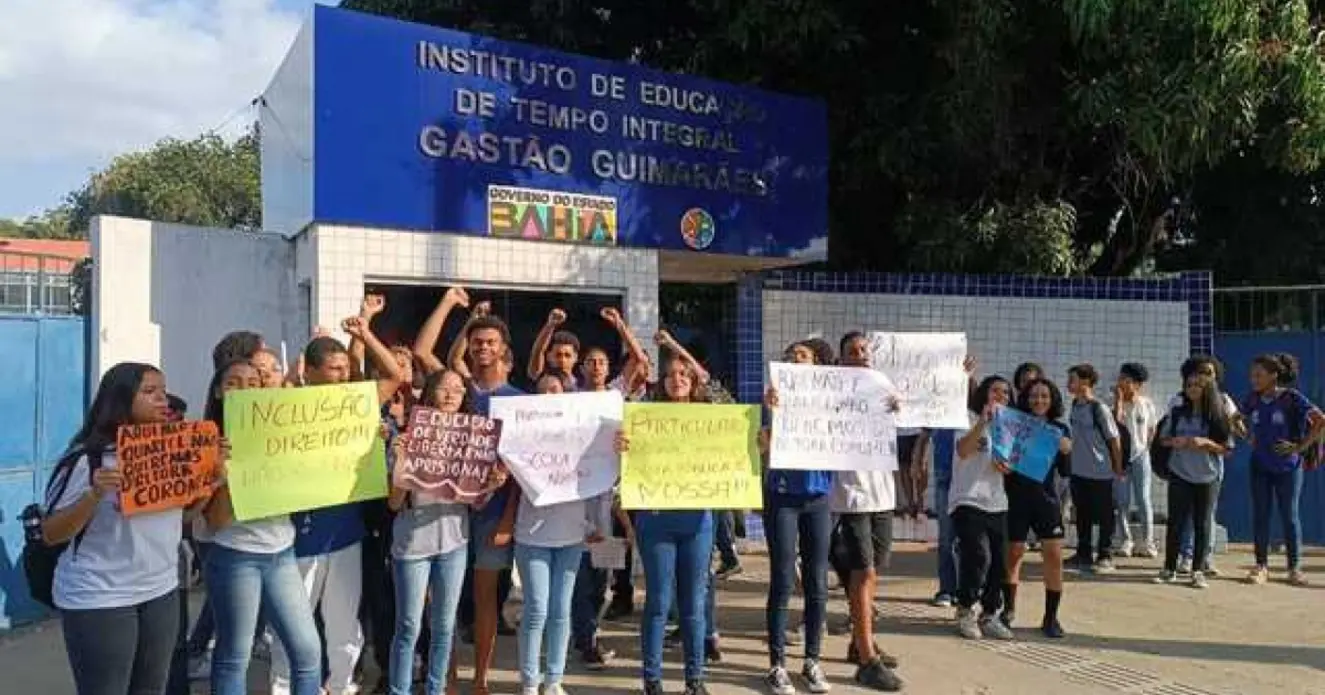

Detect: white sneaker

[521,686,540,695]
[1152,570,1177,585]
[545,684,569,695]
[978,613,1015,641]
[956,607,981,640]
[1138,543,1159,559]
[1191,571,1209,590]
[1117,541,1134,558]
[1177,557,1193,575]
[765,666,797,695]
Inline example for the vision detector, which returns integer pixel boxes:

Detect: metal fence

[0,250,79,315]
[1214,285,1325,334]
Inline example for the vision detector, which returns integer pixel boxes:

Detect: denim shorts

[469,512,514,571]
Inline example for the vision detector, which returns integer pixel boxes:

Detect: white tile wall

[307,225,661,364]
[762,290,1190,402]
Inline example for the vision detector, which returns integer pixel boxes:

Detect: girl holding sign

[200,360,322,695]
[950,375,1015,641]
[618,355,717,695]
[41,363,199,695]
[1004,378,1072,639]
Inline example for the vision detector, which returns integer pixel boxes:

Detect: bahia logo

[680,208,716,250]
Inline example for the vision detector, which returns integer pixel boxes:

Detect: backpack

[1091,400,1133,469]
[20,448,103,608]
[1149,413,1174,481]
[1244,389,1322,471]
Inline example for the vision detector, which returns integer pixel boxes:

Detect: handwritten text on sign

[396,408,504,503]
[990,406,1063,483]
[620,403,762,510]
[869,332,969,429]
[224,382,388,521]
[490,391,623,507]
[768,363,899,472]
[116,421,219,516]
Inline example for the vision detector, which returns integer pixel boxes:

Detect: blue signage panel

[311,6,828,257]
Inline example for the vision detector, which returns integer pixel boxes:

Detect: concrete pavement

[2,542,1322,694]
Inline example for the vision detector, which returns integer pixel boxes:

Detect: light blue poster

[990,406,1061,482]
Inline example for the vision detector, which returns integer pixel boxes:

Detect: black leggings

[62,590,181,695]
[952,506,1007,614]
[1165,477,1214,573]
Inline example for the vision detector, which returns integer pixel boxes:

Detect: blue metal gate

[0,315,86,628]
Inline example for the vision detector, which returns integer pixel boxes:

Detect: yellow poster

[620,403,763,511]
[224,382,388,521]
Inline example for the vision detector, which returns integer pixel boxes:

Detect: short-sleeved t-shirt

[49,452,183,610]
[1118,396,1157,462]
[211,516,295,554]
[1243,389,1317,472]
[947,412,1008,514]
[1070,398,1118,480]
[1164,414,1230,484]
[514,493,610,548]
[830,470,896,514]
[391,501,469,560]
[1166,392,1239,418]
[471,383,526,522]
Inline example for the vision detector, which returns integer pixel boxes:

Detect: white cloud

[0,0,314,216]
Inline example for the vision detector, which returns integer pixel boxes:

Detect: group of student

[33,280,1324,695]
[925,351,1321,644]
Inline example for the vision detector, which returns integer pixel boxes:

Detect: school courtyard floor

[2,542,1322,695]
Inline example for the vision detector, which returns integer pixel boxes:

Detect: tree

[343,0,1325,277]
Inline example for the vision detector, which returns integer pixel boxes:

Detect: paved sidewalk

[3,542,1323,694]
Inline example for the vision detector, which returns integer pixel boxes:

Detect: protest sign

[620,403,762,510]
[395,408,504,503]
[990,405,1062,482]
[768,363,899,472]
[490,391,624,507]
[224,382,388,521]
[116,421,220,516]
[868,332,969,429]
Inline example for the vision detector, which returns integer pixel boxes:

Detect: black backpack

[1150,413,1174,481]
[1091,400,1134,469]
[20,448,103,608]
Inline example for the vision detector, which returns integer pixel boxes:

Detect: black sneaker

[644,680,665,695]
[684,681,710,695]
[854,658,903,692]
[1064,553,1090,570]
[581,642,615,670]
[715,562,744,580]
[664,627,683,649]
[603,599,634,621]
[847,640,899,669]
[705,636,723,664]
[497,616,517,636]
[1041,617,1066,639]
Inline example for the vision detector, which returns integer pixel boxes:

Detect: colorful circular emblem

[680,208,716,250]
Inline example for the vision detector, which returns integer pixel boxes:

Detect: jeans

[637,511,714,685]
[1115,454,1154,547]
[187,542,268,655]
[515,543,584,687]
[934,477,957,596]
[1180,464,1223,562]
[571,551,608,651]
[62,590,180,695]
[1252,464,1304,569]
[951,507,1006,614]
[715,510,739,567]
[205,545,322,695]
[271,543,365,695]
[389,547,467,695]
[1164,477,1214,574]
[1069,476,1116,561]
[764,494,831,666]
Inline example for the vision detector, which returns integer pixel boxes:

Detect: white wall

[91,216,298,413]
[762,290,1190,403]
[304,225,661,366]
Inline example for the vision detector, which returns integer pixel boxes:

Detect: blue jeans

[638,511,713,685]
[1180,464,1223,562]
[1252,464,1304,569]
[204,545,321,695]
[571,551,607,651]
[515,543,584,687]
[715,511,739,567]
[935,476,957,596]
[764,494,831,666]
[388,547,466,695]
[1115,453,1155,547]
[188,542,268,654]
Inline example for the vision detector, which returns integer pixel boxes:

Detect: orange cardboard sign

[116,421,220,516]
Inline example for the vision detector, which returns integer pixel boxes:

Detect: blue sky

[0,0,339,220]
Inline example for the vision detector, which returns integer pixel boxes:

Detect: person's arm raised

[602,307,650,383]
[348,295,385,381]
[527,308,566,381]
[655,329,710,384]
[343,315,405,404]
[448,301,489,380]
[413,287,469,376]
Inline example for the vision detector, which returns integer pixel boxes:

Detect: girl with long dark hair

[201,359,322,695]
[1005,378,1071,638]
[42,363,189,695]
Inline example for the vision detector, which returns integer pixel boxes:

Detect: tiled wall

[301,225,661,364]
[736,271,1213,407]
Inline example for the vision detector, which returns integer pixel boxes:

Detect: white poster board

[768,363,899,472]
[489,390,624,507]
[868,332,969,429]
